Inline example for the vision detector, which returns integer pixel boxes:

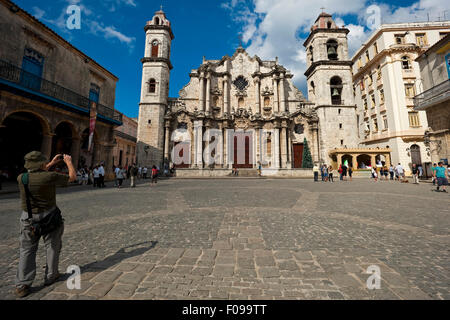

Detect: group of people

[431,162,449,193]
[75,164,106,188]
[313,164,353,182]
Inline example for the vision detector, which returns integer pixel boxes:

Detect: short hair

[438,162,443,165]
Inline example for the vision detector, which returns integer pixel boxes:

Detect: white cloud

[31,6,46,20]
[89,21,136,46]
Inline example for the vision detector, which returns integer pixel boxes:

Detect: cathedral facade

[136,9,361,175]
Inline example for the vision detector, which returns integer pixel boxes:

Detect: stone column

[224,75,229,114]
[194,120,203,168]
[352,154,358,170]
[385,153,391,167]
[286,128,292,168]
[280,124,287,168]
[206,74,211,115]
[223,125,228,168]
[41,134,54,161]
[337,154,342,168]
[273,76,279,113]
[279,73,286,112]
[255,78,261,114]
[164,125,170,163]
[371,154,376,167]
[255,128,261,167]
[71,137,81,169]
[199,73,205,112]
[311,127,320,163]
[274,127,280,168]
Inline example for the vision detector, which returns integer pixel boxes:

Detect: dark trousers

[93,177,98,187]
[99,175,105,187]
[314,172,318,182]
[329,173,333,182]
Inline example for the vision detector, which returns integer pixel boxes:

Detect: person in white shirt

[395,163,405,182]
[98,164,105,187]
[143,167,148,179]
[93,166,100,188]
[114,166,120,187]
[138,167,142,179]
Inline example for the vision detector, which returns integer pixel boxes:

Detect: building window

[330,76,342,105]
[89,83,100,103]
[373,119,378,132]
[404,83,415,97]
[340,140,344,145]
[408,112,420,127]
[360,79,365,91]
[364,99,368,110]
[309,46,314,62]
[151,40,159,57]
[338,108,341,115]
[371,94,376,108]
[264,97,270,107]
[401,56,411,70]
[310,81,315,95]
[148,79,156,93]
[368,74,373,86]
[383,115,388,129]
[415,33,427,46]
[326,40,338,60]
[365,50,370,63]
[395,34,405,44]
[358,58,362,70]
[379,89,385,104]
[373,42,378,55]
[339,123,343,129]
[377,65,382,80]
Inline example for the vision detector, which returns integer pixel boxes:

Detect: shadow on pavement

[27,241,158,297]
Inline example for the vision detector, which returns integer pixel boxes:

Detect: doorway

[293,144,304,168]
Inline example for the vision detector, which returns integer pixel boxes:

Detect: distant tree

[302,138,313,168]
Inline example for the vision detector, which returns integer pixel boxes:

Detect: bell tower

[137,8,174,168]
[303,12,358,164]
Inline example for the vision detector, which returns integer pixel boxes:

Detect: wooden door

[233,134,252,168]
[293,144,304,168]
[173,142,190,168]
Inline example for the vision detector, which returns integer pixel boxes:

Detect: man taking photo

[15,152,76,298]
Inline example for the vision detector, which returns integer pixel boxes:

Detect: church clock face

[152,40,158,46]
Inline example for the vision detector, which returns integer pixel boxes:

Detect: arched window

[327,21,332,29]
[309,46,314,62]
[154,17,160,25]
[401,56,411,70]
[238,97,244,108]
[310,81,315,95]
[264,97,270,107]
[326,40,338,60]
[148,79,156,93]
[151,40,159,57]
[330,76,343,105]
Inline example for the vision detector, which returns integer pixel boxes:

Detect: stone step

[229,169,259,177]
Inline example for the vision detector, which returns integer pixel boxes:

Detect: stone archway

[0,111,50,179]
[357,154,371,168]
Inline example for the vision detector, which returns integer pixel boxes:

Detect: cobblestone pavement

[0,178,448,300]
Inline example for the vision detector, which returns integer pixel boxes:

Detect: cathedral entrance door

[233,132,253,168]
[293,144,304,168]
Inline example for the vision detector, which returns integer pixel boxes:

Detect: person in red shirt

[151,165,158,186]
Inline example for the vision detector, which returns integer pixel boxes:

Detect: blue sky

[15,0,450,118]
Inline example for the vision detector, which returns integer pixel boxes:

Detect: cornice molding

[141,57,173,70]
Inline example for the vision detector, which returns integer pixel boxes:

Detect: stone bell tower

[303,12,358,164]
[136,8,174,168]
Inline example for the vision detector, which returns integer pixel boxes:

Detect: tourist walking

[412,164,419,184]
[313,164,319,182]
[128,164,137,188]
[151,165,158,186]
[98,163,105,187]
[418,165,424,179]
[116,166,125,188]
[320,165,325,182]
[338,164,343,181]
[143,166,148,179]
[434,162,448,192]
[371,167,378,182]
[15,152,76,298]
[323,165,329,182]
[114,165,119,187]
[395,163,405,182]
[389,165,394,180]
[431,163,437,186]
[93,165,100,188]
[383,166,389,180]
[342,164,348,181]
[348,167,353,181]
[328,166,334,182]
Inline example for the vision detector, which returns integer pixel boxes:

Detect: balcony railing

[0,59,122,124]
[414,79,450,110]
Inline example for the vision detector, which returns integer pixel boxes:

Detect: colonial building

[0,0,122,179]
[137,9,323,176]
[113,113,137,168]
[352,21,450,173]
[414,34,450,165]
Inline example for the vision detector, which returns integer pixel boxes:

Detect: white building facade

[352,21,450,173]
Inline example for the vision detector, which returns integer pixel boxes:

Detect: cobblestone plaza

[0,178,449,300]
